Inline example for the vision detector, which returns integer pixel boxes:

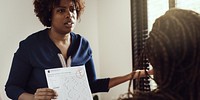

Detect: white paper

[45,65,93,100]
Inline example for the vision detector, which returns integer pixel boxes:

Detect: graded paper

[45,65,93,100]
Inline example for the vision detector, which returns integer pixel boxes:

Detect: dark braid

[134,8,200,100]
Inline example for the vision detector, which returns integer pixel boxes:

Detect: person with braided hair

[132,8,200,100]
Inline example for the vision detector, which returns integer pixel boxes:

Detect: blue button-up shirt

[5,28,110,100]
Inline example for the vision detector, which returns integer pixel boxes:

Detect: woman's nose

[65,10,73,18]
[65,12,70,18]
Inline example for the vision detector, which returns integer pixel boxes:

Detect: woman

[133,8,200,100]
[5,0,149,100]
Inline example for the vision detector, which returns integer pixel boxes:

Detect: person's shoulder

[26,28,48,41]
[71,32,89,44]
[71,32,92,54]
[70,32,92,63]
[19,28,48,47]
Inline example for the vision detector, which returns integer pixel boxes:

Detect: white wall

[97,0,132,99]
[0,0,131,100]
[0,0,43,99]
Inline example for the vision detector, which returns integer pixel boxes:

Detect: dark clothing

[5,28,110,100]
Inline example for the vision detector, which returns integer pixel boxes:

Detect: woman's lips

[64,22,74,28]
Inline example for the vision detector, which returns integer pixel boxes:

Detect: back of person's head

[145,8,200,100]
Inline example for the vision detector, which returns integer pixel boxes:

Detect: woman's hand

[108,69,154,89]
[130,69,154,79]
[33,88,58,100]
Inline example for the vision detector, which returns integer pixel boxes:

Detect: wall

[0,0,43,99]
[97,0,132,99]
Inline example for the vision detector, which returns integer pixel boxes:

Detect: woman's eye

[57,9,65,13]
[69,7,76,12]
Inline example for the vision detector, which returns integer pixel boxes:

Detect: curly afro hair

[33,0,85,27]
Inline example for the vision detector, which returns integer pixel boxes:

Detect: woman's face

[51,0,77,34]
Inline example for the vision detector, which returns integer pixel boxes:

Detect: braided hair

[134,8,200,100]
